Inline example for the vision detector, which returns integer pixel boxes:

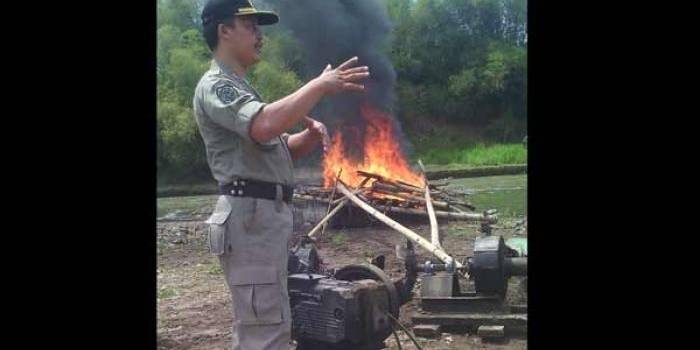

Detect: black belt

[218,179,294,203]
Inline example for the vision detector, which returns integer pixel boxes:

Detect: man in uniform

[193,1,370,349]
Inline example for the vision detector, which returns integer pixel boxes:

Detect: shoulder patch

[215,82,239,104]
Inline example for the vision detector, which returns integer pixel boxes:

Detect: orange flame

[322,105,424,188]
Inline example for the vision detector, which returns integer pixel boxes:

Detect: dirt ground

[157,199,527,350]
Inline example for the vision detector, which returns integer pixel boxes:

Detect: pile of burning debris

[290,104,499,268]
[294,166,498,263]
[295,169,498,227]
[293,105,497,236]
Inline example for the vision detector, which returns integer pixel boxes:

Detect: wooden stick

[372,205,497,222]
[331,186,368,205]
[383,181,429,195]
[371,187,451,209]
[293,194,329,202]
[397,179,424,190]
[357,170,423,191]
[307,199,349,238]
[336,182,462,268]
[371,181,401,193]
[373,179,442,195]
[320,169,342,235]
[449,204,466,214]
[418,159,440,249]
[357,176,372,188]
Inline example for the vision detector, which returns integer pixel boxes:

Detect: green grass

[157,182,218,197]
[158,286,178,300]
[444,225,478,238]
[416,143,526,166]
[446,174,527,219]
[157,195,218,217]
[207,263,223,275]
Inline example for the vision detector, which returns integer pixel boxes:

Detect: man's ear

[218,23,233,40]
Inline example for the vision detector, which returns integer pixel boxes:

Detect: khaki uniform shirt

[195,60,296,349]
[193,60,294,186]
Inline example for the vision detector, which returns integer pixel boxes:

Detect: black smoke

[260,0,411,163]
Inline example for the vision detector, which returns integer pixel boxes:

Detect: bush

[249,60,302,102]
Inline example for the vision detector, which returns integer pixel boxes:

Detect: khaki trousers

[207,195,293,350]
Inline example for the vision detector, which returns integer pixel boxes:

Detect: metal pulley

[468,235,527,298]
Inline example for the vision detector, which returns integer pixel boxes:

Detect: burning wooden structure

[292,104,498,267]
[294,169,497,228]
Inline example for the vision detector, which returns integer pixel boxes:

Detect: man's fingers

[342,72,370,82]
[323,64,332,73]
[343,82,365,92]
[343,66,370,74]
[337,56,359,71]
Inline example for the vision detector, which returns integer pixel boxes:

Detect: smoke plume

[260,0,411,163]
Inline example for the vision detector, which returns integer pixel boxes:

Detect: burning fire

[322,105,424,188]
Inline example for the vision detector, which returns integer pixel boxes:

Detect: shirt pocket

[229,266,283,325]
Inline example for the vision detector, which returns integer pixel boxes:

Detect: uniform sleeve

[200,78,275,146]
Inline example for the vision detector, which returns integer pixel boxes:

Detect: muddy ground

[157,207,526,350]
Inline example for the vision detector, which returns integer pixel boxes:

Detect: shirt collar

[212,59,242,81]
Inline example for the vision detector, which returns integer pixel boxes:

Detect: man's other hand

[304,117,330,153]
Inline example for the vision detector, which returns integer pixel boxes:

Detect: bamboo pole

[418,159,440,249]
[320,169,342,236]
[307,199,349,238]
[336,182,462,268]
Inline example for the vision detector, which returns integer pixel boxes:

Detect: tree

[156,0,528,184]
[157,0,305,184]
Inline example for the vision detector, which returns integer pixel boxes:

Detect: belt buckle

[229,179,245,196]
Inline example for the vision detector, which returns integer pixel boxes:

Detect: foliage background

[157,0,527,185]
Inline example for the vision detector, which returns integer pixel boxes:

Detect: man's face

[222,16,263,67]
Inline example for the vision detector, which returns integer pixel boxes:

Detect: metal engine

[412,235,528,337]
[287,238,416,350]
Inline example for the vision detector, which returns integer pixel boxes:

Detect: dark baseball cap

[202,0,279,26]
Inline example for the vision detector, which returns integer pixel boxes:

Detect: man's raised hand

[315,57,370,95]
